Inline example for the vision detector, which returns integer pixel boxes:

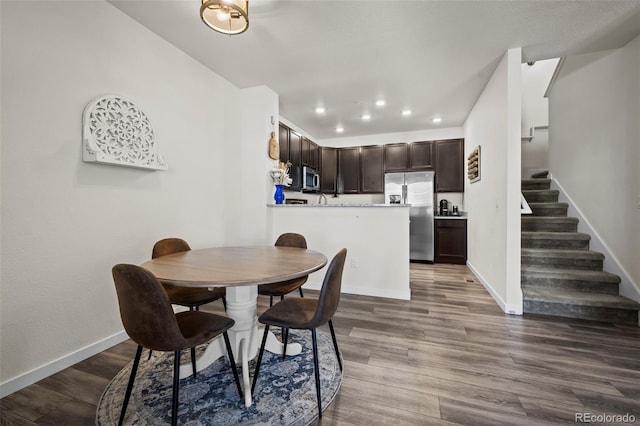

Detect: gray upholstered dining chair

[153,238,227,311]
[258,233,308,307]
[112,264,242,426]
[251,248,347,419]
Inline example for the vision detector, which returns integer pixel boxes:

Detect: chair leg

[299,287,304,298]
[222,297,227,311]
[119,345,143,426]
[251,324,270,394]
[311,328,322,418]
[190,347,197,378]
[171,351,181,426]
[269,296,273,307]
[147,349,152,360]
[328,319,343,372]
[282,328,289,360]
[222,332,243,399]
[280,295,284,302]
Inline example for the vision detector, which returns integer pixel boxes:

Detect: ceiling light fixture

[336,126,344,133]
[315,107,326,114]
[402,109,412,117]
[200,0,249,35]
[432,117,442,124]
[361,114,371,121]
[375,100,386,107]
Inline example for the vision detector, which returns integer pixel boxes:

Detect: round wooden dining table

[141,245,327,407]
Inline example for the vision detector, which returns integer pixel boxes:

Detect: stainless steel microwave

[302,166,320,192]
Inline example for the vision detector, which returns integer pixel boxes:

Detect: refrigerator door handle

[402,184,408,204]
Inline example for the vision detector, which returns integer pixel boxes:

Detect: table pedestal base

[178,285,300,407]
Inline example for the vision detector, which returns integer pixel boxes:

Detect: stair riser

[521,276,619,294]
[523,301,639,325]
[522,222,578,232]
[521,255,603,271]
[522,182,551,190]
[523,191,559,203]
[530,206,568,216]
[521,238,589,250]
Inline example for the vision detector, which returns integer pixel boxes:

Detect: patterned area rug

[96,329,342,425]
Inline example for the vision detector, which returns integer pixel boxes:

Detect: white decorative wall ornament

[82,95,168,170]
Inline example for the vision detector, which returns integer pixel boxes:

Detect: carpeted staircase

[521,177,639,325]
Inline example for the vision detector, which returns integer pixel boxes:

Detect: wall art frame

[467,145,480,183]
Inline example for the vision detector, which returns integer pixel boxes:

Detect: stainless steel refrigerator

[385,171,435,262]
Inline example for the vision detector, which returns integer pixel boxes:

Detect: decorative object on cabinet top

[467,145,480,183]
[82,95,168,171]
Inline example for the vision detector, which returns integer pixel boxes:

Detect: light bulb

[217,9,230,20]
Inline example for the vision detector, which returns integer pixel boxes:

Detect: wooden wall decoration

[467,146,480,183]
[83,95,168,170]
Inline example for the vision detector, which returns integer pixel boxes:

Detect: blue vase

[274,184,285,204]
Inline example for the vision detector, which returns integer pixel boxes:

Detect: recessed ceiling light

[375,99,386,107]
[402,109,412,117]
[315,106,326,114]
[336,126,344,133]
[361,114,371,121]
[432,117,442,123]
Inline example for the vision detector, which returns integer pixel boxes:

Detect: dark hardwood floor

[2,264,639,425]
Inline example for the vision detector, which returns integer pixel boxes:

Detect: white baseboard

[304,282,411,301]
[551,178,640,305]
[0,330,128,398]
[467,261,522,315]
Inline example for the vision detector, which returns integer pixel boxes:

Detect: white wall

[521,58,558,178]
[548,35,640,301]
[319,127,464,148]
[224,86,280,246]
[0,0,243,395]
[463,49,522,314]
[521,59,559,133]
[267,206,411,300]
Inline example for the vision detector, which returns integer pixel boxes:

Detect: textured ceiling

[110,0,640,140]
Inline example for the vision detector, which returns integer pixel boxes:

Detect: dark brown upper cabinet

[301,137,310,165]
[320,147,338,194]
[409,141,434,170]
[360,145,384,193]
[338,147,360,194]
[384,143,409,172]
[278,123,289,165]
[434,139,464,192]
[309,141,319,170]
[287,131,303,191]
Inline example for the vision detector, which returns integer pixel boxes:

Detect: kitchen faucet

[318,193,327,205]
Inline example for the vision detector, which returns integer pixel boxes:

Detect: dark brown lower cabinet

[434,219,467,264]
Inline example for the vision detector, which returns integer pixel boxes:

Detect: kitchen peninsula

[267,203,410,300]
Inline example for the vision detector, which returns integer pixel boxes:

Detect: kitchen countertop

[267,203,410,207]
[434,214,467,219]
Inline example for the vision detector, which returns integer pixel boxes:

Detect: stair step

[530,170,549,179]
[521,232,590,249]
[521,179,551,190]
[521,265,620,294]
[522,189,559,203]
[528,202,569,217]
[521,248,604,270]
[522,216,578,232]
[523,288,639,325]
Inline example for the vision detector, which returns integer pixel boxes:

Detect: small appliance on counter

[451,205,459,216]
[439,199,449,216]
